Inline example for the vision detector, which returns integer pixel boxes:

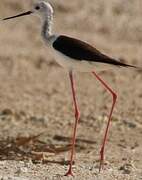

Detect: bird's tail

[119,62,142,71]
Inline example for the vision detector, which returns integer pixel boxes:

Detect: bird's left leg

[65,70,80,176]
[92,71,117,172]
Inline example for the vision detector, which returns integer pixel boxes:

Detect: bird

[2,0,138,176]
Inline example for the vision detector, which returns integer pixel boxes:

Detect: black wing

[53,35,135,67]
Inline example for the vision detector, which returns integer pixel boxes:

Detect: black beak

[3,11,32,21]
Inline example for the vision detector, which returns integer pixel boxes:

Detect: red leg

[65,70,80,176]
[92,71,117,172]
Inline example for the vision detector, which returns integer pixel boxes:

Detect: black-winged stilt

[3,1,138,176]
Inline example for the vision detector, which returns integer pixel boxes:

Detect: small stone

[21,167,28,173]
[15,167,28,175]
[0,109,13,116]
[119,163,134,174]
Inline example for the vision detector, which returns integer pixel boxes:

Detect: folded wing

[53,35,135,68]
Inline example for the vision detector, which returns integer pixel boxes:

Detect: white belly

[51,48,116,72]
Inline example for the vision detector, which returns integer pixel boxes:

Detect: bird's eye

[35,6,40,10]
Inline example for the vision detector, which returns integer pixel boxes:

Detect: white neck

[41,14,53,41]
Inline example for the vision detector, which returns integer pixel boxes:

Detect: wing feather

[53,35,135,68]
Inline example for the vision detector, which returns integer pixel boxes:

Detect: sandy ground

[0,0,142,179]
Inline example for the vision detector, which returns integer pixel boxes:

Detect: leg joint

[75,109,80,120]
[112,92,117,101]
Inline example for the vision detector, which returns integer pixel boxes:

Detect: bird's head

[33,1,54,19]
[3,1,54,21]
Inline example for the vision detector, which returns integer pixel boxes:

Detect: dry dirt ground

[0,0,142,179]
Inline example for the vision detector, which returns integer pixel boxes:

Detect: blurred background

[0,0,142,179]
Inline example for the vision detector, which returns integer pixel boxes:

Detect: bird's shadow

[0,133,96,166]
[0,109,97,166]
